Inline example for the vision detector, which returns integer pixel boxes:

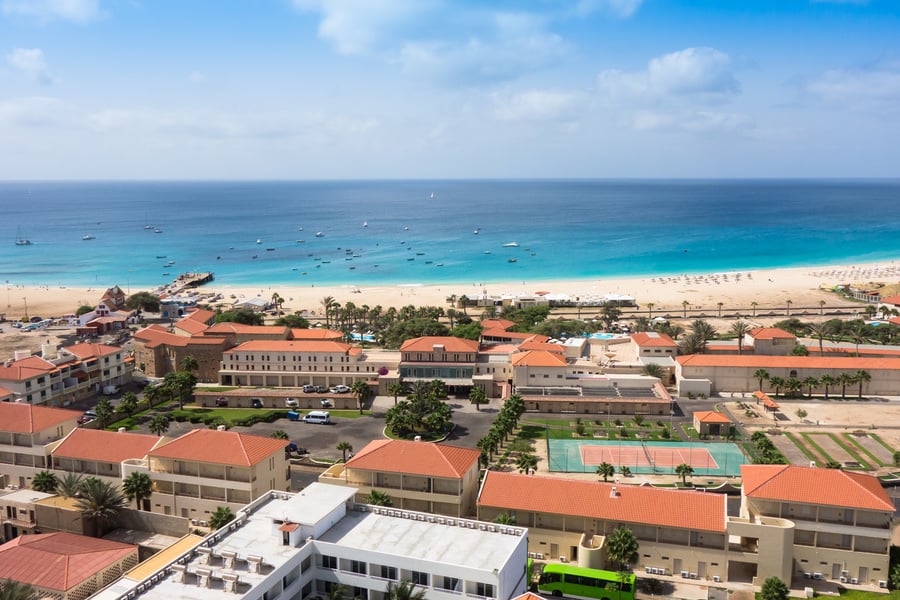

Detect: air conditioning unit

[879,580,888,589]
[850,578,858,585]
[803,573,812,580]
[690,573,698,580]
[839,577,848,583]
[559,556,567,563]
[681,571,689,578]
[645,567,652,574]
[713,576,721,583]
[841,570,849,577]
[813,573,824,580]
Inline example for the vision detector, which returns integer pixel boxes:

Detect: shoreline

[3,260,899,323]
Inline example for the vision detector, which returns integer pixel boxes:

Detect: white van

[302,411,331,424]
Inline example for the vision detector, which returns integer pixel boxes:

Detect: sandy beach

[3,261,899,325]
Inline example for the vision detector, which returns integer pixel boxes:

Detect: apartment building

[51,429,164,490]
[94,483,528,600]
[318,439,482,517]
[0,402,80,490]
[740,464,893,587]
[126,428,290,519]
[0,488,54,541]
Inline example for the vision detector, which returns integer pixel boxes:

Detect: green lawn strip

[800,433,835,465]
[194,386,239,392]
[827,433,872,470]
[834,589,900,600]
[680,424,699,440]
[842,433,887,467]
[783,432,819,463]
[871,433,897,457]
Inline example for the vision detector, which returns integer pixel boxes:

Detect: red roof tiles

[225,340,353,354]
[631,332,677,347]
[741,464,893,511]
[52,429,162,463]
[291,328,344,340]
[479,471,726,532]
[347,439,480,478]
[677,354,900,370]
[510,351,567,367]
[400,336,479,353]
[149,428,287,466]
[63,342,122,359]
[693,410,731,424]
[748,327,797,340]
[0,403,80,434]
[480,319,516,331]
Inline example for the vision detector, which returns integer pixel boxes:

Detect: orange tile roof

[0,532,136,592]
[631,332,677,347]
[752,391,779,409]
[0,358,54,382]
[478,344,520,355]
[173,317,210,335]
[676,354,900,370]
[149,428,287,466]
[741,464,893,511]
[748,327,797,340]
[52,429,162,463]
[291,328,344,340]
[480,318,516,331]
[478,471,726,532]
[63,342,122,359]
[347,439,480,478]
[183,308,216,323]
[510,350,568,368]
[400,336,479,353]
[880,294,900,306]
[0,386,12,400]
[517,341,565,353]
[891,316,900,326]
[225,340,353,354]
[693,410,731,424]
[0,403,80,433]
[134,325,226,349]
[204,323,289,336]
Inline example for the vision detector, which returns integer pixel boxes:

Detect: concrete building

[399,336,480,390]
[318,439,482,517]
[692,411,733,437]
[51,429,165,491]
[0,402,80,490]
[0,531,138,600]
[744,328,798,355]
[0,488,54,541]
[133,324,230,382]
[94,483,528,600]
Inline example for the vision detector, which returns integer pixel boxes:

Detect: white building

[94,483,528,600]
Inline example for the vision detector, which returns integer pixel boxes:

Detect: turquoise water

[1,180,898,288]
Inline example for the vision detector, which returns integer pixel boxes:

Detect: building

[744,328,798,356]
[0,488,54,541]
[0,531,138,600]
[740,464,893,587]
[692,411,733,437]
[318,439,482,517]
[399,336,480,390]
[94,483,528,600]
[203,323,291,345]
[133,325,230,382]
[630,332,678,360]
[51,429,164,491]
[675,354,900,396]
[0,402,80,490]
[128,428,290,519]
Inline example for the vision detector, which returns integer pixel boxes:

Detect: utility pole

[22,297,28,321]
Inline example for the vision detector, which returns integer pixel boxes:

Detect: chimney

[610,486,618,498]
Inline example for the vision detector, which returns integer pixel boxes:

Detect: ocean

[2,180,899,289]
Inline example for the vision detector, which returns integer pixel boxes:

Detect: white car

[285,398,299,408]
[330,385,351,394]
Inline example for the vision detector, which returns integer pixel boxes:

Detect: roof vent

[118,427,126,433]
[217,425,227,431]
[810,461,816,468]
[414,435,422,442]
[610,486,618,498]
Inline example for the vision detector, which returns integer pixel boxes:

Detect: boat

[296,239,305,243]
[416,252,425,256]
[502,242,519,247]
[435,263,444,267]
[407,257,415,261]
[507,258,517,263]
[144,224,153,230]
[315,232,325,237]
[473,228,480,235]
[251,255,258,259]
[15,227,32,246]
[363,221,368,227]
[154,228,163,234]
[266,248,275,251]
[156,255,166,259]
[256,239,262,244]
[430,192,434,199]
[425,260,433,264]
[82,235,95,241]
[484,250,492,254]
[321,260,331,264]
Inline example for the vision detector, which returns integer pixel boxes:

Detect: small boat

[502,242,519,247]
[425,260,433,264]
[353,254,361,258]
[435,263,444,267]
[484,250,491,254]
[82,235,95,241]
[251,255,258,259]
[15,227,32,245]
[407,257,415,261]
[430,192,435,199]
[315,232,325,237]
[349,266,356,270]
[416,252,425,256]
[256,239,262,244]
[301,271,307,275]
[363,221,368,227]
[297,239,305,243]
[154,228,163,234]
[156,255,166,258]
[507,258,517,263]
[266,248,275,251]
[322,260,331,264]
[144,224,153,230]
[473,228,480,235]
[373,264,379,267]
[292,267,298,271]
[298,227,303,231]
[162,272,170,276]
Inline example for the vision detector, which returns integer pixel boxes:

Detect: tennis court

[547,439,746,476]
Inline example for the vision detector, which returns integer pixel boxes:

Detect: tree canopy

[606,526,639,570]
[384,381,453,438]
[215,308,264,325]
[125,291,160,312]
[275,314,310,328]
[760,577,789,600]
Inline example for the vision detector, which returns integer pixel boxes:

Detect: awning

[753,390,780,410]
[278,522,299,532]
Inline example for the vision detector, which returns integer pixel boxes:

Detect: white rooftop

[0,489,54,504]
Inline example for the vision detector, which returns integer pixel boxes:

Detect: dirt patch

[847,433,896,465]
[806,433,858,466]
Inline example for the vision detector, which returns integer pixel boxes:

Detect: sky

[0,0,898,179]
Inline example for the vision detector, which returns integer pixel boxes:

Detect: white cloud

[291,0,429,55]
[0,96,66,126]
[570,0,644,19]
[7,48,54,84]
[493,89,582,121]
[631,110,753,133]
[597,47,740,103]
[1,0,102,23]
[802,64,900,112]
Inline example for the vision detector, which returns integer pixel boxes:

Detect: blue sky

[1,0,898,179]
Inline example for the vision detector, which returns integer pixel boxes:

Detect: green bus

[536,564,636,600]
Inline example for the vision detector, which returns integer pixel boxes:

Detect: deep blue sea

[1,180,899,288]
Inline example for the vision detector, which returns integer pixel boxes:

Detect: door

[673,558,683,576]
[698,562,707,578]
[858,567,868,583]
[550,544,559,559]
[832,563,842,580]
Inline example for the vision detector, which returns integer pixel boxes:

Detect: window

[350,560,366,575]
[322,555,337,569]
[476,582,494,598]
[442,577,460,591]
[380,566,397,580]
[411,571,428,586]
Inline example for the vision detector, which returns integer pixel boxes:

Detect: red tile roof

[134,325,226,349]
[224,340,353,354]
[0,403,80,433]
[677,354,900,370]
[510,350,567,367]
[400,336,479,353]
[291,328,344,340]
[517,341,565,353]
[149,428,287,466]
[204,323,289,336]
[741,464,893,511]
[752,391,780,409]
[631,332,677,347]
[480,319,516,331]
[184,308,217,323]
[63,342,123,359]
[52,429,162,463]
[0,386,12,400]
[693,410,731,424]
[748,327,796,340]
[173,317,210,335]
[0,532,136,591]
[479,471,726,532]
[0,356,55,381]
[347,439,480,478]
[880,294,900,306]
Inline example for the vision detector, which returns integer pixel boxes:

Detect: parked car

[320,399,333,408]
[77,415,95,425]
[330,385,351,394]
[251,398,263,409]
[302,384,317,393]
[315,385,327,393]
[285,398,299,408]
[84,410,97,418]
[215,397,229,407]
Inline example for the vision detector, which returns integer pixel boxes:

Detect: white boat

[502,242,519,247]
[430,192,434,199]
[82,235,95,241]
[484,250,491,254]
[363,221,368,227]
[144,224,153,230]
[473,228,480,235]
[256,239,262,244]
[154,228,163,234]
[507,258,517,263]
[403,226,409,231]
[15,227,32,246]
[315,232,325,237]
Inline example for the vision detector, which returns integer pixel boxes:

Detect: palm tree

[597,462,615,482]
[785,377,802,398]
[122,471,152,510]
[149,414,170,436]
[675,463,694,486]
[492,512,516,525]
[880,305,893,320]
[181,355,198,373]
[819,374,837,400]
[731,321,750,355]
[802,376,819,398]
[753,369,769,392]
[271,292,284,315]
[645,302,655,319]
[209,506,235,530]
[56,472,84,498]
[850,322,869,355]
[839,372,854,399]
[337,441,353,463]
[76,477,126,537]
[606,526,639,570]
[681,300,690,318]
[143,384,163,409]
[642,363,664,379]
[32,470,58,493]
[469,386,488,411]
[785,299,792,316]
[271,430,289,440]
[94,397,114,428]
[855,369,871,398]
[320,296,335,328]
[388,382,404,406]
[807,322,830,355]
[364,490,393,506]
[751,301,758,317]
[819,299,827,315]
[118,391,138,417]
[350,380,369,414]
[0,580,37,600]
[516,453,538,474]
[769,376,785,396]
[716,302,724,317]
[619,465,632,477]
[384,580,427,600]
